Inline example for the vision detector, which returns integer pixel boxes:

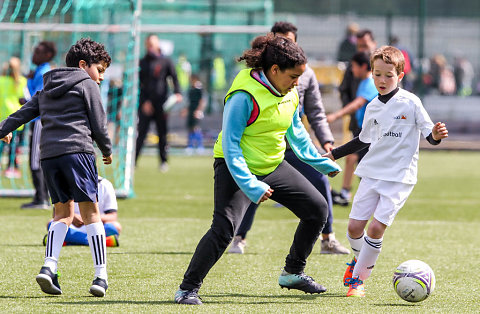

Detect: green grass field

[1,150,479,313]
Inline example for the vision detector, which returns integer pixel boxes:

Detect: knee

[306,198,329,226]
[211,219,235,246]
[367,220,387,238]
[53,215,73,226]
[347,224,362,238]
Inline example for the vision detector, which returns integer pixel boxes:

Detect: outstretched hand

[326,113,337,124]
[432,122,448,141]
[1,133,12,144]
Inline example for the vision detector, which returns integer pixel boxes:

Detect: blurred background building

[0,0,478,197]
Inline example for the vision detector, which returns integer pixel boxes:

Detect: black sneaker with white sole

[36,266,62,295]
[89,277,108,297]
[278,270,327,294]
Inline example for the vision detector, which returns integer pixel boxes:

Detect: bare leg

[366,218,387,239]
[78,201,101,225]
[347,218,368,239]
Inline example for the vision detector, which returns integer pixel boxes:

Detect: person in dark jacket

[136,34,182,172]
[337,23,359,62]
[0,38,113,298]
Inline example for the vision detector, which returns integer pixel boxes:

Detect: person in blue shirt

[328,51,377,132]
[174,34,341,305]
[327,51,377,209]
[21,41,57,210]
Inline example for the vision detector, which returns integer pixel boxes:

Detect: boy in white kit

[323,46,448,297]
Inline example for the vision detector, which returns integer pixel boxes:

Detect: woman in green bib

[175,34,342,305]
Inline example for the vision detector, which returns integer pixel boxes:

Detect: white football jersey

[355,88,434,184]
[74,177,118,215]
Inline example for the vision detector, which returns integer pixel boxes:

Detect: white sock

[44,221,68,273]
[86,222,107,281]
[347,232,365,258]
[352,236,383,281]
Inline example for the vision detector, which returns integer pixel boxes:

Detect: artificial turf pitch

[0,150,478,313]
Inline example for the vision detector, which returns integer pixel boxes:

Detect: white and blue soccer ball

[393,260,435,302]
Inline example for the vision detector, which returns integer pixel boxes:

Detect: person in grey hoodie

[0,38,113,298]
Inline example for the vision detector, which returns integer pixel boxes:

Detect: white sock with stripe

[44,221,68,273]
[352,236,383,281]
[347,232,365,258]
[86,222,107,280]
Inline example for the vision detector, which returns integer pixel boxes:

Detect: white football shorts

[349,177,415,226]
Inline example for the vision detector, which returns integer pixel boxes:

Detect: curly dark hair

[38,41,57,60]
[271,21,298,41]
[357,29,375,42]
[238,33,306,71]
[351,51,372,71]
[65,38,111,68]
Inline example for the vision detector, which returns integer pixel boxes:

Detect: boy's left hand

[1,133,12,144]
[432,122,448,141]
[103,155,113,165]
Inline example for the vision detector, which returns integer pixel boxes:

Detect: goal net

[0,0,141,198]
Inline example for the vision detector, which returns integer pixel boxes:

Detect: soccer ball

[392,260,435,302]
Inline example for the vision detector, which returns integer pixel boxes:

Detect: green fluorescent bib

[213,69,299,175]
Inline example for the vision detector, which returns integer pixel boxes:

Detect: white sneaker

[320,234,350,254]
[160,162,169,173]
[340,188,351,201]
[228,236,246,254]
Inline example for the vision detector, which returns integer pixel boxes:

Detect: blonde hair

[2,57,22,85]
[371,46,405,74]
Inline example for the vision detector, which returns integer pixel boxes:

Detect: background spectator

[337,23,359,62]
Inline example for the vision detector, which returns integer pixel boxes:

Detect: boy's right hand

[1,133,12,144]
[103,155,113,165]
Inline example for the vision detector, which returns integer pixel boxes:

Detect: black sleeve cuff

[332,137,370,160]
[426,133,441,145]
